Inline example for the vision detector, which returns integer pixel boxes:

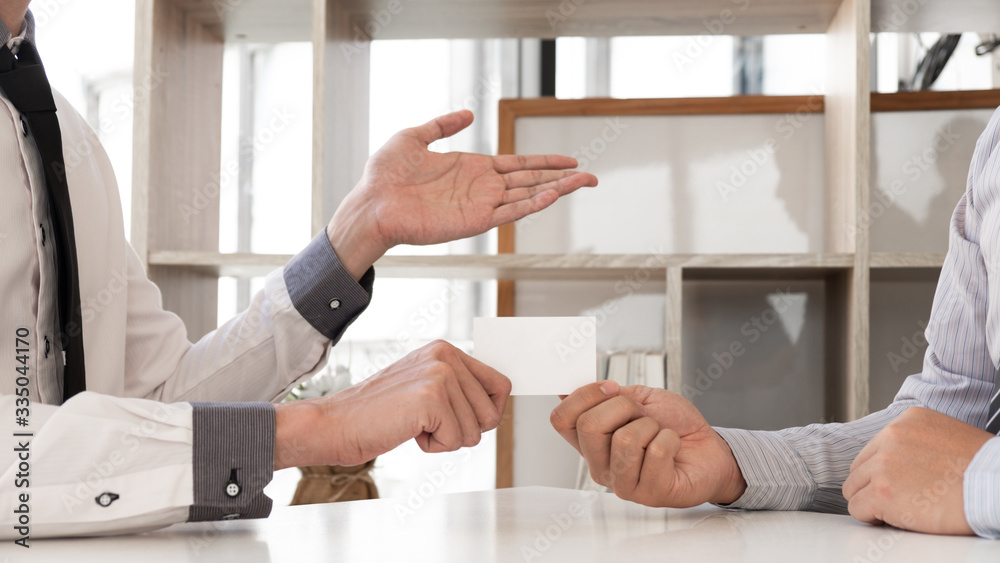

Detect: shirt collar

[1,10,35,55]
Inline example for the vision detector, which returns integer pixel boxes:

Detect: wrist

[326,189,391,281]
[716,467,748,505]
[274,400,324,470]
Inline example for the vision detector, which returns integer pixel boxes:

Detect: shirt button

[95,492,120,507]
[19,114,28,137]
[225,468,242,497]
[221,513,241,521]
[329,298,342,310]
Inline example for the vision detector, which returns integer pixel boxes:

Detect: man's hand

[842,406,993,535]
[274,340,511,469]
[550,381,747,508]
[327,110,598,279]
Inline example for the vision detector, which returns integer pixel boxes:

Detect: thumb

[410,110,474,145]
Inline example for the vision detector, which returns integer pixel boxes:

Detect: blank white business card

[474,317,597,395]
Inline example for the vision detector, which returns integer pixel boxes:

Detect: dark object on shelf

[290,460,379,505]
[907,34,961,91]
[975,35,1000,56]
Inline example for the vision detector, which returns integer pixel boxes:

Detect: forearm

[0,393,274,540]
[715,401,911,513]
[129,232,373,405]
[717,289,997,515]
[161,268,338,403]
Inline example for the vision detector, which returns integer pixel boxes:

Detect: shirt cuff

[283,230,374,343]
[187,402,275,522]
[713,427,816,511]
[964,436,1000,538]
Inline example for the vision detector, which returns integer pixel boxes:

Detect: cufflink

[225,468,241,498]
[95,492,120,507]
[329,298,342,310]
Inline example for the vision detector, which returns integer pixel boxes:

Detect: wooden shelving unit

[133,0,999,491]
[165,0,1000,43]
[148,250,855,279]
[870,253,947,269]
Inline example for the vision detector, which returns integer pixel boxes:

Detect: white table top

[36,486,1000,562]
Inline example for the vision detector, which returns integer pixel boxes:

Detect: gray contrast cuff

[284,230,374,343]
[187,402,275,522]
[713,427,817,511]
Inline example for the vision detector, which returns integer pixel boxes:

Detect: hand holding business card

[473,317,597,395]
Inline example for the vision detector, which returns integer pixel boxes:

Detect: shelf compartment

[869,279,937,411]
[683,279,829,430]
[870,98,998,254]
[505,97,828,256]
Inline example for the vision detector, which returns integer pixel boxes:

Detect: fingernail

[599,383,611,395]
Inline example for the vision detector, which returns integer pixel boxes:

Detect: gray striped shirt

[716,106,1000,538]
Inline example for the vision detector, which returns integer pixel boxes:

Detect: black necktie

[986,382,1000,435]
[0,41,86,402]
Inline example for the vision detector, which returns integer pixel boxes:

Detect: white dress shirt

[1,11,374,542]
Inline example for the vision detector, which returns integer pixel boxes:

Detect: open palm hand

[328,110,597,278]
[364,110,595,246]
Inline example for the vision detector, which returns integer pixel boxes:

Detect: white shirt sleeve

[2,393,195,540]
